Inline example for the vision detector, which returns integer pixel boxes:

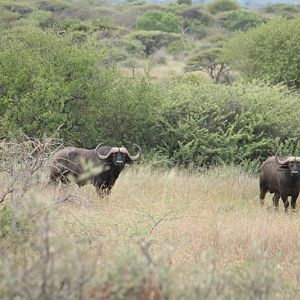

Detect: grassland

[1,162,300,299]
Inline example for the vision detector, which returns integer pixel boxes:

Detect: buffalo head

[95,143,142,167]
[275,154,300,178]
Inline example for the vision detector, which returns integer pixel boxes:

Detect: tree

[223,10,264,31]
[177,0,192,6]
[136,10,180,33]
[208,0,239,14]
[185,48,230,83]
[224,17,300,88]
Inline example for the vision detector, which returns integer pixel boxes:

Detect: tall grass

[1,145,300,299]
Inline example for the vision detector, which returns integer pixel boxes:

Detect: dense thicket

[0,29,159,148]
[224,17,300,88]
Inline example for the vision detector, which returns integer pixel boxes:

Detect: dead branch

[0,188,13,203]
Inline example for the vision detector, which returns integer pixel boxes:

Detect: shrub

[3,2,33,15]
[154,78,300,169]
[0,29,162,147]
[167,38,187,54]
[223,10,264,31]
[177,7,214,26]
[208,0,240,14]
[177,0,192,5]
[0,8,22,28]
[37,0,70,12]
[263,4,300,15]
[224,17,300,88]
[181,19,209,39]
[136,9,180,33]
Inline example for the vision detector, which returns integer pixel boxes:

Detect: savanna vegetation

[1,0,300,299]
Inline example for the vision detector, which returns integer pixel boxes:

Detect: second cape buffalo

[259,154,300,210]
[49,144,142,195]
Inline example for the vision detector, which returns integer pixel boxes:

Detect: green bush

[263,4,300,15]
[177,7,214,26]
[177,0,192,5]
[223,10,264,31]
[3,2,33,15]
[154,78,300,169]
[181,18,208,39]
[37,0,70,12]
[0,8,22,28]
[224,17,300,88]
[208,0,240,14]
[0,29,160,148]
[129,30,184,55]
[136,9,180,33]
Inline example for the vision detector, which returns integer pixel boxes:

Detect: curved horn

[119,147,129,155]
[275,152,293,165]
[275,152,286,165]
[128,144,142,161]
[95,143,113,160]
[95,143,103,153]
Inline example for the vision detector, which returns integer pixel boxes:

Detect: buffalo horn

[275,153,286,165]
[119,147,129,155]
[275,153,300,165]
[96,144,117,160]
[128,144,142,161]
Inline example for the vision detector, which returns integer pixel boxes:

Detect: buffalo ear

[278,165,288,171]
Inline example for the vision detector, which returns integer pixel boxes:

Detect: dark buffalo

[49,144,142,195]
[259,155,300,210]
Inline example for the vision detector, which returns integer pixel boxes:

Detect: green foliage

[0,7,22,29]
[263,4,300,15]
[186,47,224,70]
[0,29,101,145]
[185,48,229,83]
[2,2,33,15]
[208,0,240,14]
[136,9,180,33]
[0,29,160,147]
[129,30,184,55]
[177,7,214,26]
[224,17,300,88]
[223,10,264,31]
[37,0,70,12]
[181,18,209,39]
[154,78,300,169]
[177,0,192,6]
[167,39,187,55]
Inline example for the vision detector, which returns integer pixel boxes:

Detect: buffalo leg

[272,193,280,209]
[259,186,267,206]
[291,192,299,210]
[96,186,112,197]
[281,194,289,212]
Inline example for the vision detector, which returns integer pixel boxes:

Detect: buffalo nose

[291,170,299,175]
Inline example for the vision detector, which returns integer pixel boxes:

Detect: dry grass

[54,166,300,269]
[2,164,300,298]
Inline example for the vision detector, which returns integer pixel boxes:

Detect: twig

[0,189,13,203]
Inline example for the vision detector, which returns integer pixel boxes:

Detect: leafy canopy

[208,0,239,14]
[224,17,300,88]
[136,9,180,33]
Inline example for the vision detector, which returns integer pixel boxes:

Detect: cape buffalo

[49,143,142,196]
[259,155,300,210]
